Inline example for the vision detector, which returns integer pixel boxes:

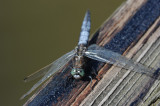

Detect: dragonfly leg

[90,66,101,80]
[91,67,102,80]
[91,67,98,76]
[88,76,93,89]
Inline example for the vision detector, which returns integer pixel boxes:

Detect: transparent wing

[85,44,157,79]
[20,50,75,99]
[24,63,53,82]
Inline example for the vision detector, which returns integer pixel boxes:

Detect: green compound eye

[71,68,85,79]
[78,69,85,77]
[71,68,76,76]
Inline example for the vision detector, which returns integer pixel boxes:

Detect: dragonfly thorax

[75,45,87,56]
[71,68,85,79]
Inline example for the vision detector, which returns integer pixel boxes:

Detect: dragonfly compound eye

[71,68,85,79]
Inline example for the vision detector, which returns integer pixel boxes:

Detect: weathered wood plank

[80,0,160,105]
[24,0,160,105]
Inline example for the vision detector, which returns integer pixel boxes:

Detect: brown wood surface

[24,0,160,105]
[79,0,160,106]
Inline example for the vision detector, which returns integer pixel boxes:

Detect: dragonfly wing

[20,50,75,99]
[85,44,156,79]
[24,63,53,82]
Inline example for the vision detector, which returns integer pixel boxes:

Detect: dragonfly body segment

[78,10,91,45]
[71,10,90,79]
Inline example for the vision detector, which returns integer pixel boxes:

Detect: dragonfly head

[71,68,85,79]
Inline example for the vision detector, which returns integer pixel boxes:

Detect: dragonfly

[21,10,158,100]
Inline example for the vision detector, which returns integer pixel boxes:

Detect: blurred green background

[0,0,125,105]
